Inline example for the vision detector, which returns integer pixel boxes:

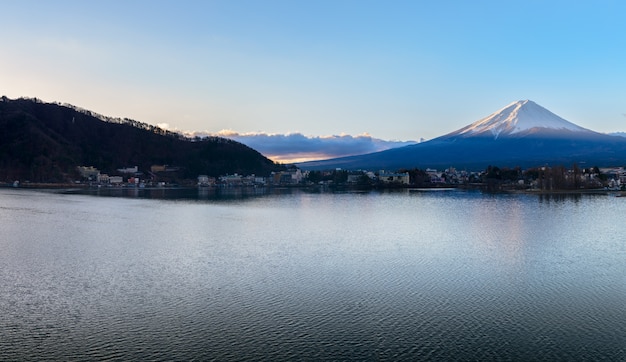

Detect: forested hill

[0,97,284,182]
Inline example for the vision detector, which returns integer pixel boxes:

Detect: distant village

[73,164,626,192]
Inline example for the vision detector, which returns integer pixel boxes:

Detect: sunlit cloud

[214,131,418,163]
[160,126,417,163]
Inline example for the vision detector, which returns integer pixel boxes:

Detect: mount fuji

[443,100,590,139]
[299,100,626,170]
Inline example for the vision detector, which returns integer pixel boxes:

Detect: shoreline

[2,182,624,197]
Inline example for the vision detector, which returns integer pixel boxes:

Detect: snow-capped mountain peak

[300,100,626,170]
[450,100,590,139]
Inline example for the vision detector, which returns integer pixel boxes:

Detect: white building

[109,176,124,184]
[117,166,138,174]
[378,171,410,185]
[198,175,211,186]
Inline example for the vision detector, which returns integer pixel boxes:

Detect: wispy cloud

[159,125,418,163]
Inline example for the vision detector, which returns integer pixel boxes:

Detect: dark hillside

[0,97,284,182]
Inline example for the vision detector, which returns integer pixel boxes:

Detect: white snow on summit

[452,100,589,139]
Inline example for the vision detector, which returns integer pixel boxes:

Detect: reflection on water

[538,192,583,203]
[64,186,296,201]
[0,188,624,360]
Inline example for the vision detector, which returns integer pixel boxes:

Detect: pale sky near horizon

[2,0,626,145]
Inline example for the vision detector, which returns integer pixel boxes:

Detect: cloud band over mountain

[162,125,417,163]
[211,131,418,163]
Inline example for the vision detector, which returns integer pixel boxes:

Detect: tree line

[301,164,619,191]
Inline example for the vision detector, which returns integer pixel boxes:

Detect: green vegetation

[0,97,284,183]
[301,164,623,192]
[304,170,349,185]
[481,164,617,191]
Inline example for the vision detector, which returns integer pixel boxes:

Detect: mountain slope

[299,100,626,170]
[444,100,590,139]
[0,97,284,182]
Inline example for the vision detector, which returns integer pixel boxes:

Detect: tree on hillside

[398,168,430,186]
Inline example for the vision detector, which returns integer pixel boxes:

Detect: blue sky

[2,0,625,161]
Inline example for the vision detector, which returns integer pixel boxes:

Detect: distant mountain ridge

[299,100,626,170]
[0,97,283,182]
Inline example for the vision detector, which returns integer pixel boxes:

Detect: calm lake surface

[1,187,624,361]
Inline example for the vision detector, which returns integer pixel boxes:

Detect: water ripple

[1,189,625,360]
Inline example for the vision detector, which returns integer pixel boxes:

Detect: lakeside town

[4,97,626,195]
[8,163,625,193]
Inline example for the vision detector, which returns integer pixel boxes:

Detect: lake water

[0,187,624,360]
